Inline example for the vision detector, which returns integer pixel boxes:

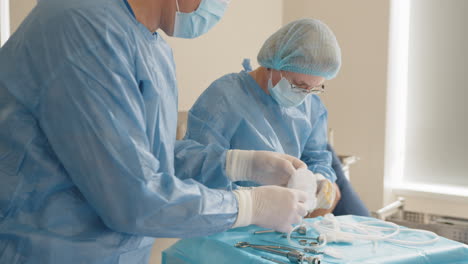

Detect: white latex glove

[232,186,308,233]
[287,168,317,212]
[226,150,307,186]
[287,169,336,211]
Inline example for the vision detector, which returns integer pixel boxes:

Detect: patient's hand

[305,183,341,218]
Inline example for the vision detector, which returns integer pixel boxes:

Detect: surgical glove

[287,168,317,212]
[315,174,336,210]
[226,150,307,186]
[232,186,308,233]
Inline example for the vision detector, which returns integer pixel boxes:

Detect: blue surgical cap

[257,18,342,80]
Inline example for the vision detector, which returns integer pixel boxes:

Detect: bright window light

[386,0,468,200]
[0,0,10,46]
[385,0,411,189]
[397,183,468,199]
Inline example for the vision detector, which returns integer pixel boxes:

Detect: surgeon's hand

[232,186,308,233]
[287,168,318,211]
[287,168,336,212]
[226,150,307,186]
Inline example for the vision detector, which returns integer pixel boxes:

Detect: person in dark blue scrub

[328,144,370,216]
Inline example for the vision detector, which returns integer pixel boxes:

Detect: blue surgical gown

[176,62,336,188]
[0,0,238,263]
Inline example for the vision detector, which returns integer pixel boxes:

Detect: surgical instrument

[281,234,321,241]
[262,256,289,264]
[297,224,307,235]
[260,239,343,259]
[235,242,321,264]
[259,239,323,255]
[254,229,280,234]
[281,234,325,246]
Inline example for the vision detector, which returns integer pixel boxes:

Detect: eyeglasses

[291,84,325,95]
[277,71,326,95]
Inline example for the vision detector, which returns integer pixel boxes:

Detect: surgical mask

[173,0,229,39]
[268,72,309,108]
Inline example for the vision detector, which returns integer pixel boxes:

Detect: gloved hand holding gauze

[287,168,318,211]
[232,186,308,233]
[287,168,336,212]
[225,150,307,186]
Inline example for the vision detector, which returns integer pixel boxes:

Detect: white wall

[283,0,391,212]
[1,0,10,45]
[405,0,468,187]
[385,0,468,219]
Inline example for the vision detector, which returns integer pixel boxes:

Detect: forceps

[235,242,321,264]
[259,239,324,255]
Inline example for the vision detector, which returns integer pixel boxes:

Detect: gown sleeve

[301,101,337,182]
[174,78,236,190]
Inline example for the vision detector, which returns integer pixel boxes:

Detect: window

[0,0,10,46]
[385,0,468,215]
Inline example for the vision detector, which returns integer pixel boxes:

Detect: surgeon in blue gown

[0,0,313,263]
[177,18,370,218]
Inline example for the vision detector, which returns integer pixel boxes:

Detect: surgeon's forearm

[174,139,232,189]
[305,183,341,218]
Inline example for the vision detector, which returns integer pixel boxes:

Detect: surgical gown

[176,62,336,188]
[0,0,238,263]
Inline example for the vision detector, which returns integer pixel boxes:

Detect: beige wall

[284,0,391,212]
[164,0,283,111]
[9,0,35,33]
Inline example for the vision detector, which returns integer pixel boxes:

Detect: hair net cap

[257,18,341,80]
